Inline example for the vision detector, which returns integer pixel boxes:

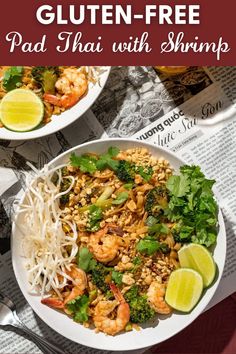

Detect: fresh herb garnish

[3,66,23,91]
[77,247,97,272]
[96,147,120,171]
[166,173,190,198]
[166,165,218,247]
[70,147,120,174]
[107,146,120,157]
[148,223,169,235]
[136,236,168,255]
[66,295,89,323]
[70,153,97,174]
[69,148,153,186]
[112,270,123,285]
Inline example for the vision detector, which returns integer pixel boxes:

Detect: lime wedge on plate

[178,243,216,287]
[165,268,203,312]
[0,89,44,132]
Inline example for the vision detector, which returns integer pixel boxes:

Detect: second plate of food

[12,139,226,351]
[0,66,110,140]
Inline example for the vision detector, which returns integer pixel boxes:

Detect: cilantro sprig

[66,295,90,323]
[136,236,169,255]
[70,153,97,174]
[69,147,153,183]
[166,165,218,247]
[3,66,23,91]
[96,146,120,171]
[70,147,120,173]
[112,270,123,286]
[77,247,97,272]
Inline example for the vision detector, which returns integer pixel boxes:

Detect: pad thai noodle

[18,146,218,335]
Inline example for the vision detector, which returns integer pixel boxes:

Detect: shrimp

[43,68,88,108]
[41,266,87,309]
[64,266,87,304]
[41,297,65,309]
[88,224,125,263]
[93,283,130,335]
[147,281,172,315]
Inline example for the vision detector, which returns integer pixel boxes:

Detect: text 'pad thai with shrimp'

[18,147,219,335]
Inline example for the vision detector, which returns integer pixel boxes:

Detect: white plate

[0,67,110,141]
[12,139,226,351]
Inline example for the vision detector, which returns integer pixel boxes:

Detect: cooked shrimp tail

[43,91,84,109]
[110,283,125,303]
[64,287,83,305]
[93,283,130,335]
[41,297,64,309]
[41,267,87,311]
[66,266,87,291]
[43,93,61,107]
[147,281,172,315]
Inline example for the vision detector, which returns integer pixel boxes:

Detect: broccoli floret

[115,160,136,182]
[124,286,155,323]
[115,160,153,183]
[129,296,156,323]
[91,263,110,293]
[137,165,153,182]
[145,186,169,217]
[32,66,59,94]
[124,285,139,302]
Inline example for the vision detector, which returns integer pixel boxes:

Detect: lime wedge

[178,243,216,287]
[165,268,203,312]
[0,89,44,132]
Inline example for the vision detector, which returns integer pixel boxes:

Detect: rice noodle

[18,164,78,297]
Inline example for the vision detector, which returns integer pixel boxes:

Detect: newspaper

[0,66,236,353]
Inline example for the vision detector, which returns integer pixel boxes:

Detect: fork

[0,292,66,354]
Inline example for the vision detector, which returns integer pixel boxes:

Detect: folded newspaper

[0,66,236,354]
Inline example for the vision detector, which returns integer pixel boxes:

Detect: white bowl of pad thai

[12,139,226,351]
[0,66,110,140]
